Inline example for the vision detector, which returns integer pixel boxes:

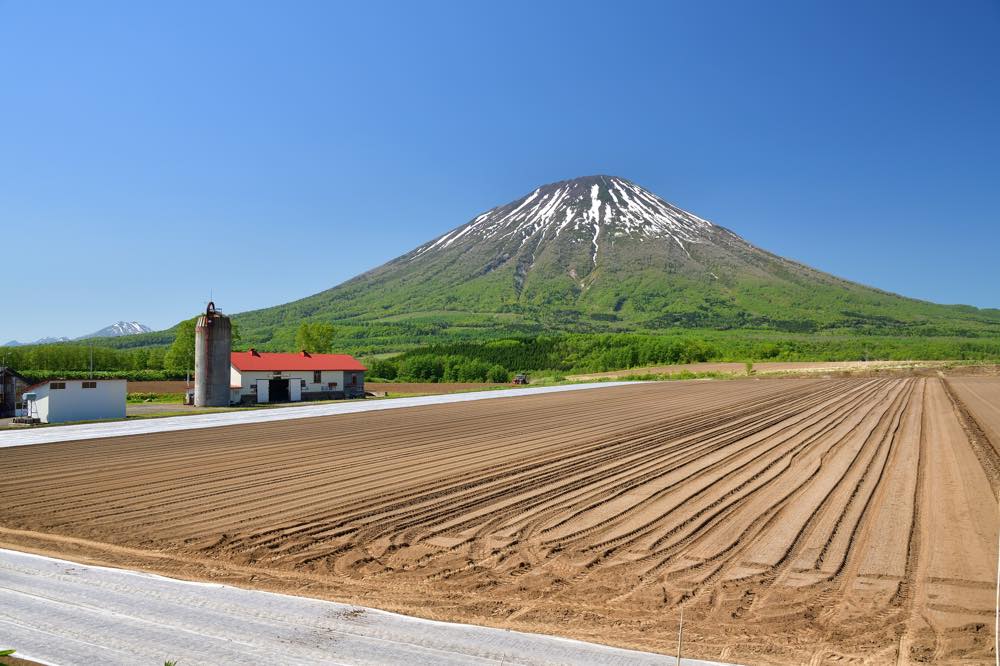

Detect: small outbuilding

[1,367,30,418]
[230,349,366,404]
[25,379,127,423]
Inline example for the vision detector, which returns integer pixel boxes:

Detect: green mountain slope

[226,175,999,350]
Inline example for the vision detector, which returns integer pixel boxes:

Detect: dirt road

[1,378,996,664]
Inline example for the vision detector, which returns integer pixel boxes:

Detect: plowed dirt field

[568,360,951,380]
[949,376,1000,460]
[1,377,997,664]
[126,380,504,395]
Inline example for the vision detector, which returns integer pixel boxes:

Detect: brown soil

[0,657,44,666]
[947,376,1000,458]
[127,380,504,395]
[127,380,191,394]
[367,382,506,394]
[569,359,953,380]
[1,378,996,665]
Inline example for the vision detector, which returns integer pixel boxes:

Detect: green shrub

[487,364,510,383]
[366,358,398,380]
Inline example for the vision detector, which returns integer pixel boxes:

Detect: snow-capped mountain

[229,174,1000,342]
[1,322,153,347]
[416,175,716,267]
[1,336,72,347]
[398,174,802,296]
[78,321,153,339]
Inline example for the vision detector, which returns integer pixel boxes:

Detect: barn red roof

[230,350,366,372]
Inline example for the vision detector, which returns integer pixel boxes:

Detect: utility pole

[675,604,684,666]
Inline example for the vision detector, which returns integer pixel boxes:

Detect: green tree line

[366,332,1000,382]
[4,324,999,383]
[3,314,241,381]
[2,344,173,377]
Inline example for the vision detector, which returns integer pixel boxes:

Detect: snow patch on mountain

[2,322,154,346]
[1,336,72,347]
[414,176,714,262]
[80,321,153,339]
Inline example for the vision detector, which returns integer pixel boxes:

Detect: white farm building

[229,349,366,404]
[24,379,127,423]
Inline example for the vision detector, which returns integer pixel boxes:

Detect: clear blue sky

[1,0,997,342]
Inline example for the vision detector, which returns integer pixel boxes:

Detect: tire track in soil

[1,377,997,665]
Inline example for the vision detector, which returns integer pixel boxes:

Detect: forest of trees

[364,332,1000,382]
[4,326,999,384]
[1,315,231,382]
[1,343,176,382]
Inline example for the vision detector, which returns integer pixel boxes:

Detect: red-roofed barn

[230,349,366,404]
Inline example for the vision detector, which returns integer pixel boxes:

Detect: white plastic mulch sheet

[0,548,741,666]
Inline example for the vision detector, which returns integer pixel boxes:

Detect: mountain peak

[230,175,1000,345]
[415,176,714,266]
[546,174,626,187]
[2,321,153,347]
[81,321,153,339]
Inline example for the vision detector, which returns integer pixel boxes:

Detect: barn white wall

[32,380,126,423]
[33,387,50,423]
[232,369,365,399]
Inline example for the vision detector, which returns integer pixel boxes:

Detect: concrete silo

[194,302,232,407]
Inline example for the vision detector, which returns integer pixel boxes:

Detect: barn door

[290,378,301,402]
[256,379,269,403]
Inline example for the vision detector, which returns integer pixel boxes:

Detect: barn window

[82,381,97,389]
[50,382,66,390]
[313,371,322,383]
[328,382,337,389]
[301,379,307,389]
[350,374,357,385]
